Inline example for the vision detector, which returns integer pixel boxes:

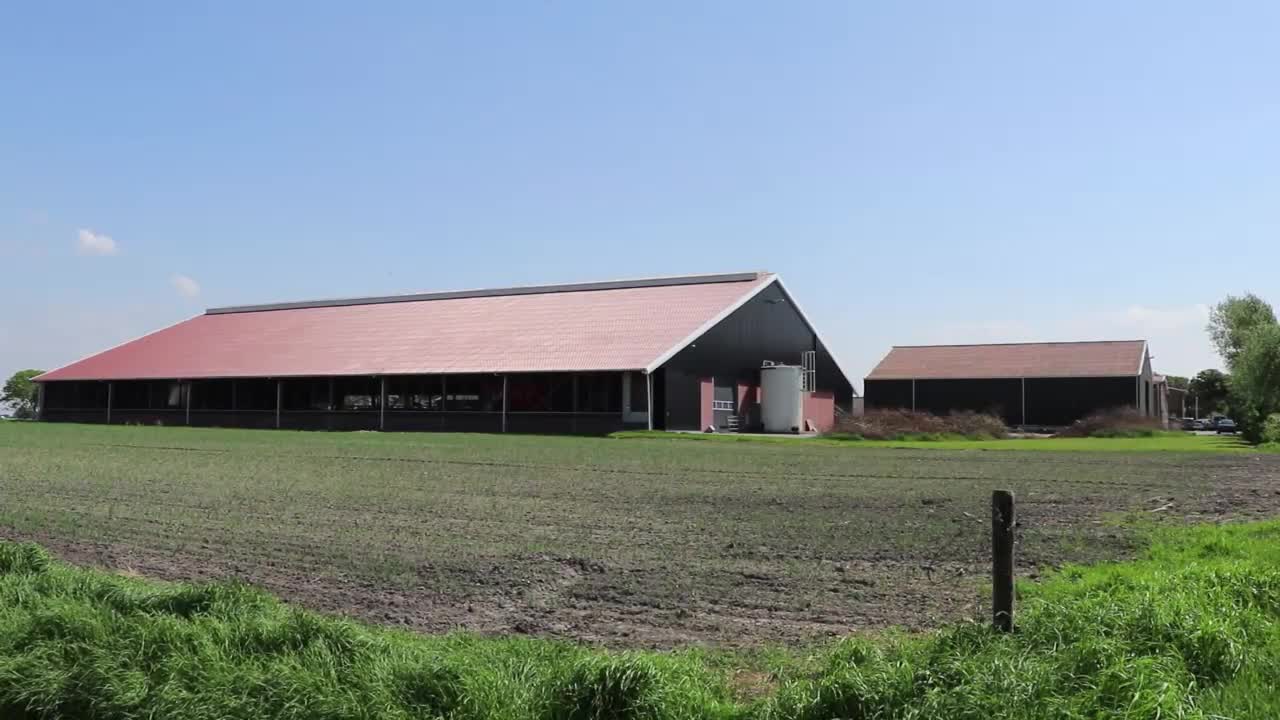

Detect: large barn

[863,340,1167,427]
[34,272,855,434]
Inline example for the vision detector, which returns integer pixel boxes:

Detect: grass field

[2,422,1279,648]
[2,521,1278,719]
[614,429,1257,452]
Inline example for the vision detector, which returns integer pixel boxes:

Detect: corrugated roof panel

[36,273,776,381]
[865,340,1148,380]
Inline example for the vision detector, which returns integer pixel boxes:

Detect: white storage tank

[761,363,804,433]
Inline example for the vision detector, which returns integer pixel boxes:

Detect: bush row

[1054,407,1168,438]
[830,409,1008,441]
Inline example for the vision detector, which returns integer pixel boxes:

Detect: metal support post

[646,372,654,431]
[275,379,282,429]
[107,382,113,424]
[379,376,387,430]
[501,374,508,433]
[1020,378,1026,427]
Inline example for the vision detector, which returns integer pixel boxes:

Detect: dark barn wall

[864,375,1141,427]
[190,411,277,429]
[40,380,109,423]
[41,410,108,424]
[1024,377,1138,426]
[660,281,854,430]
[865,379,1022,424]
[917,379,1023,424]
[863,379,913,411]
[662,368,701,431]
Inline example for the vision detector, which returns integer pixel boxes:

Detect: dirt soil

[2,424,1279,648]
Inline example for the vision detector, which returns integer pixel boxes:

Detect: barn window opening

[386,376,443,410]
[190,380,234,410]
[235,379,277,411]
[629,372,649,412]
[334,376,379,411]
[447,375,502,411]
[282,378,329,411]
[508,373,574,412]
[41,381,108,410]
[577,373,621,413]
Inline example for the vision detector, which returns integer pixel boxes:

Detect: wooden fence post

[992,489,1015,632]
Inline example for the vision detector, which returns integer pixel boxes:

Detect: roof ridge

[206,271,768,316]
[890,339,1146,349]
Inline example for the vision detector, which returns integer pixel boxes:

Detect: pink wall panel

[700,377,715,431]
[803,391,836,432]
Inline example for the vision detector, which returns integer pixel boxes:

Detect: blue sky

[3,2,1277,386]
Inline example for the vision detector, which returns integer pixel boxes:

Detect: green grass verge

[2,521,1279,719]
[612,429,1257,453]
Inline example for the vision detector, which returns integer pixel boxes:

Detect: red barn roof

[37,272,781,381]
[866,340,1149,380]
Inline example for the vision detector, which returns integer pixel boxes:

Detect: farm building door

[713,379,737,431]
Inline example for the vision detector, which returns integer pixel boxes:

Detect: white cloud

[1071,303,1217,376]
[1110,304,1210,333]
[76,228,118,256]
[171,274,201,298]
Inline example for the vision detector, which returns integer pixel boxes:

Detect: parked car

[1180,417,1197,431]
[1215,418,1237,434]
[1191,419,1207,431]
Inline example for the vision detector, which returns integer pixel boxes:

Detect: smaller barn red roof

[866,340,1149,380]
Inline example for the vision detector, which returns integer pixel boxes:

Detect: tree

[1187,369,1230,416]
[1163,375,1189,390]
[1208,293,1277,369]
[1231,325,1280,442]
[2,370,43,419]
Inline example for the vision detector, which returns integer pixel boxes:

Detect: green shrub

[1262,413,1280,444]
[1056,408,1165,438]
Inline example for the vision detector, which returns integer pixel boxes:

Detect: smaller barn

[863,340,1162,427]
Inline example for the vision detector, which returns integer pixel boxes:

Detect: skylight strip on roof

[205,272,762,315]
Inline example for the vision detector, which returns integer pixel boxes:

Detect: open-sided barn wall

[866,379,1022,424]
[865,375,1141,427]
[37,373,633,434]
[863,379,913,411]
[41,381,108,413]
[659,281,854,429]
[40,380,108,424]
[916,379,1023,424]
[1025,377,1137,426]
